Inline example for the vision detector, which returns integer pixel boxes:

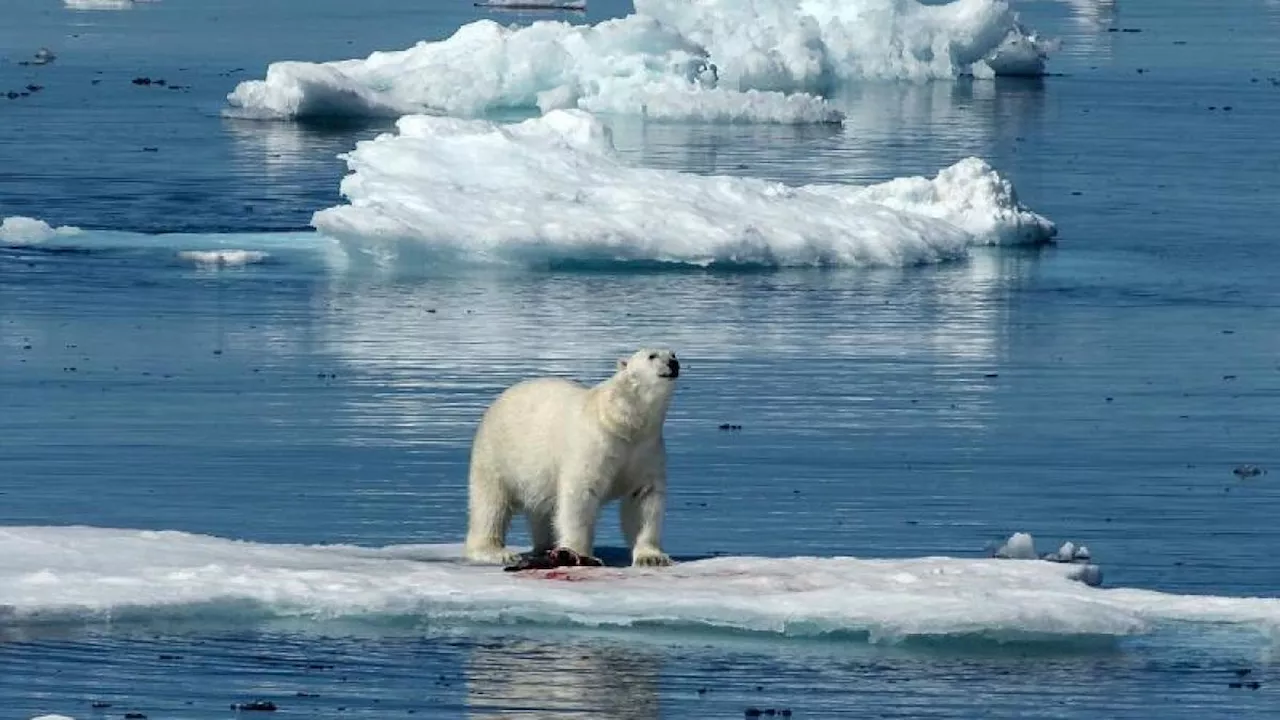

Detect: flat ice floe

[311,110,1056,268]
[3,526,1279,645]
[0,219,326,268]
[225,0,1052,124]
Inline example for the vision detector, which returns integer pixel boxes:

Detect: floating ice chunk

[1041,541,1095,564]
[64,0,134,9]
[226,17,839,125]
[579,84,841,124]
[311,110,1055,269]
[836,156,1057,247]
[1041,540,1079,563]
[227,0,1054,124]
[994,533,1099,585]
[176,249,271,267]
[0,216,82,245]
[476,0,586,9]
[994,531,1038,559]
[634,0,1053,87]
[2,526,1279,644]
[30,715,77,720]
[973,25,1059,79]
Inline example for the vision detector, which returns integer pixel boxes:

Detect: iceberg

[635,0,1054,87]
[225,0,1053,124]
[311,110,1056,269]
[226,16,839,125]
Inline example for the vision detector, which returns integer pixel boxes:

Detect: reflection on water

[466,639,660,720]
[1063,0,1118,28]
[601,79,1049,187]
[313,249,1047,445]
[1,625,1276,720]
[0,236,1057,558]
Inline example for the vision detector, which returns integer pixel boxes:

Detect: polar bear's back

[470,376,595,492]
[483,376,589,430]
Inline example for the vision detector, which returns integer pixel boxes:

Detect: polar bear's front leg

[622,485,672,567]
[527,509,555,555]
[553,482,602,563]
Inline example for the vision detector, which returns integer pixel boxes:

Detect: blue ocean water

[3,0,1280,718]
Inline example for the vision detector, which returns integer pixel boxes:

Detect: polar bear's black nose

[667,357,680,377]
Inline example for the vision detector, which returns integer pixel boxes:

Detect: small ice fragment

[1073,564,1103,587]
[1041,540,1094,564]
[994,532,1037,559]
[176,250,269,267]
[0,216,82,245]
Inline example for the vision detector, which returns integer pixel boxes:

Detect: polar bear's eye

[648,353,658,360]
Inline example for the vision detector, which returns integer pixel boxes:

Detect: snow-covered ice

[225,0,1053,124]
[311,109,1056,269]
[2,526,1278,645]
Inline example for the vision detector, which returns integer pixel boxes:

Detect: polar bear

[463,348,680,568]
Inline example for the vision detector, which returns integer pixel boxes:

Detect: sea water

[3,0,1280,718]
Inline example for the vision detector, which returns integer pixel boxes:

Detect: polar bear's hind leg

[463,461,521,565]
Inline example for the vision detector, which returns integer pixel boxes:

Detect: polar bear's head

[599,348,680,435]
[616,347,680,384]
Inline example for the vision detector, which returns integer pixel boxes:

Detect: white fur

[463,347,680,567]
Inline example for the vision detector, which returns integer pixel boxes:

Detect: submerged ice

[3,526,1279,645]
[225,0,1052,124]
[311,110,1056,268]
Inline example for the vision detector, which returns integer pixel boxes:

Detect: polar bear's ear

[616,358,628,371]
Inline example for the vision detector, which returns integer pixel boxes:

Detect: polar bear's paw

[547,547,603,567]
[465,545,523,566]
[503,547,604,572]
[633,549,673,567]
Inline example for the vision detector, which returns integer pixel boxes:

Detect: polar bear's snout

[638,349,679,379]
[660,356,680,379]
